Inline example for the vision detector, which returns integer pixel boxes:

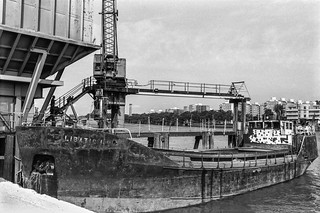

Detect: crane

[41,0,249,131]
[93,0,127,129]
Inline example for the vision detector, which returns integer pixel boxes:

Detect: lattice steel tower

[93,0,127,129]
[102,0,118,77]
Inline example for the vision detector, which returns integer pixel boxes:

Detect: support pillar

[14,96,22,128]
[14,135,20,184]
[110,105,118,128]
[201,132,214,150]
[70,104,78,121]
[38,69,64,121]
[233,101,239,147]
[118,105,125,128]
[3,135,14,182]
[21,49,48,123]
[239,99,247,146]
[194,135,202,149]
[110,94,126,128]
[153,133,169,149]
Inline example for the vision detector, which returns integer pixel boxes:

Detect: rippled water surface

[151,132,320,213]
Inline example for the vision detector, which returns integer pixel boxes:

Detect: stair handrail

[54,76,96,108]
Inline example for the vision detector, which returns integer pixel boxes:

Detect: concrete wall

[0,0,93,43]
[0,82,42,129]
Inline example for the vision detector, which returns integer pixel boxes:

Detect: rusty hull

[15,126,318,212]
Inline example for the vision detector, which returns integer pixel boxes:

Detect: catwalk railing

[165,150,298,169]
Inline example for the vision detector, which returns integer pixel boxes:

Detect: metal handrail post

[255,152,257,167]
[201,152,204,168]
[231,153,233,168]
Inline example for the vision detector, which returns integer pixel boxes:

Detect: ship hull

[15,127,317,212]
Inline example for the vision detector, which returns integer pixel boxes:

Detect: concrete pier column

[201,132,214,149]
[233,101,239,134]
[153,133,161,148]
[194,135,202,149]
[153,133,169,149]
[3,135,14,182]
[209,132,214,149]
[239,99,247,147]
[231,100,239,147]
[241,99,247,133]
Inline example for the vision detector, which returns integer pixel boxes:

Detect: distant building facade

[183,103,211,112]
[218,97,320,122]
[196,104,210,112]
[265,97,320,122]
[219,101,232,112]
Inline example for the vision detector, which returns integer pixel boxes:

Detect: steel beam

[18,37,38,76]
[1,33,21,74]
[50,43,69,75]
[21,49,48,123]
[37,69,64,121]
[0,74,63,86]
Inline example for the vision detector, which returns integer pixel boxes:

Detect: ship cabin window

[283,122,293,130]
[248,122,263,129]
[273,122,280,129]
[256,122,263,129]
[264,122,272,129]
[32,154,55,175]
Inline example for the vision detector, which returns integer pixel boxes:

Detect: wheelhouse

[247,120,294,145]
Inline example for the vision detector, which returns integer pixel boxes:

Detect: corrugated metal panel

[69,0,82,40]
[55,0,69,38]
[0,0,93,43]
[39,0,53,35]
[23,0,39,31]
[6,0,22,28]
[83,0,93,43]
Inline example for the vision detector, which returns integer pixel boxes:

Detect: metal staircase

[34,77,96,123]
[54,76,96,111]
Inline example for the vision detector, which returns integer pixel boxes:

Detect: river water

[135,132,320,213]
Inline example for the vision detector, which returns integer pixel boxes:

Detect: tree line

[125,110,233,126]
[124,103,289,126]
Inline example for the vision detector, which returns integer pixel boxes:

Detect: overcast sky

[54,0,320,115]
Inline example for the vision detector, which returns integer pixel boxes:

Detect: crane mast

[102,0,118,77]
[93,0,126,129]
